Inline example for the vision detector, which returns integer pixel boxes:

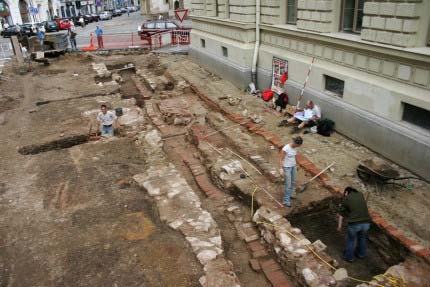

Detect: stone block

[382,61,396,77]
[371,17,386,29]
[333,49,343,62]
[368,57,381,73]
[316,0,332,11]
[311,11,321,21]
[379,2,396,16]
[297,20,306,30]
[323,47,333,59]
[376,31,393,44]
[314,45,323,56]
[303,10,311,20]
[249,259,261,271]
[306,0,316,10]
[362,16,371,27]
[344,52,354,65]
[298,0,306,9]
[297,10,304,19]
[361,29,376,42]
[320,11,332,22]
[298,41,306,52]
[356,54,367,69]
[391,33,416,47]
[398,64,412,81]
[396,3,418,17]
[413,68,430,86]
[385,18,403,32]
[402,19,419,32]
[306,43,314,54]
[364,2,379,15]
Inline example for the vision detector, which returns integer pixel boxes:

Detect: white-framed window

[341,0,365,33]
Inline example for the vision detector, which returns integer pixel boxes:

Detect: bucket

[115,107,123,117]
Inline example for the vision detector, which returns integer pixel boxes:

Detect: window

[325,75,344,97]
[155,22,165,29]
[166,22,177,29]
[201,39,206,48]
[287,0,297,24]
[402,103,430,130]
[222,46,228,57]
[146,22,155,29]
[342,0,364,33]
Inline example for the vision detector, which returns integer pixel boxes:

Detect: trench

[18,135,89,155]
[289,205,404,284]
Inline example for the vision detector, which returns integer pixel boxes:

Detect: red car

[56,19,71,30]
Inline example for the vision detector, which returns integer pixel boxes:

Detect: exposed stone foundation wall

[361,0,424,47]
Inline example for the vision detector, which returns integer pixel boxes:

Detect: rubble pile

[133,128,240,287]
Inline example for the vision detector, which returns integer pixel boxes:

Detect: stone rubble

[133,128,240,287]
[253,206,338,286]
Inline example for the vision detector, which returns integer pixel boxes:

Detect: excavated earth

[0,52,429,287]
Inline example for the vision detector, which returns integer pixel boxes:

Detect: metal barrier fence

[81,30,190,51]
[0,42,13,59]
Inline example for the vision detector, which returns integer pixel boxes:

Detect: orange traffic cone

[82,32,96,51]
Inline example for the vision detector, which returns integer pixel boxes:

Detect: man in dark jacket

[337,187,371,262]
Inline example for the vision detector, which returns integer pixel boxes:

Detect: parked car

[138,20,181,36]
[41,21,59,32]
[20,23,38,36]
[83,14,94,23]
[91,13,100,21]
[127,6,137,12]
[120,7,127,13]
[56,18,71,30]
[1,25,20,38]
[100,11,113,20]
[114,9,123,16]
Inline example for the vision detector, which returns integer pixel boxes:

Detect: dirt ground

[0,51,428,287]
[0,55,202,287]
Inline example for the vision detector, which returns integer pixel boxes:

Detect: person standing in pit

[95,25,103,49]
[337,187,372,263]
[278,136,303,207]
[96,104,118,137]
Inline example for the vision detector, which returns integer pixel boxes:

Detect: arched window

[0,0,12,25]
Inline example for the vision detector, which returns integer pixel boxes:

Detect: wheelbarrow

[356,159,428,191]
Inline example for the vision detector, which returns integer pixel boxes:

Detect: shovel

[296,162,335,193]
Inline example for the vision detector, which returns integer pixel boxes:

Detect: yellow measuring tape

[250,186,406,287]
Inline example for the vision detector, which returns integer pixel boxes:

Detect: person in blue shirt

[95,26,103,49]
[36,29,45,51]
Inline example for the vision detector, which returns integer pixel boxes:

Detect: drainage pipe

[251,0,261,88]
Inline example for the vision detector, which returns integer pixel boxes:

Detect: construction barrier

[81,29,191,51]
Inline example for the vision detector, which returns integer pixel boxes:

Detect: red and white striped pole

[296,57,315,109]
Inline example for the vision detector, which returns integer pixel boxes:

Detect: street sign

[174,9,188,23]
[28,7,39,15]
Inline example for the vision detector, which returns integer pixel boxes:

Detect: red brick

[252,249,268,258]
[249,259,261,271]
[415,249,430,258]
[260,259,281,273]
[248,241,265,252]
[265,270,293,287]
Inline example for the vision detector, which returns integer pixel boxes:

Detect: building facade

[189,0,430,179]
[0,0,58,25]
[140,0,190,17]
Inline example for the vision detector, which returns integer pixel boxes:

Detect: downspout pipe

[251,0,260,88]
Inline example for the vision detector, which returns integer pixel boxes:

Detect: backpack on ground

[317,118,335,137]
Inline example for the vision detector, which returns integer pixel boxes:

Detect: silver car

[100,11,112,20]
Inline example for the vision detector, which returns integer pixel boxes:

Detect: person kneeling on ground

[283,100,321,132]
[278,136,303,207]
[96,104,119,137]
[337,187,372,263]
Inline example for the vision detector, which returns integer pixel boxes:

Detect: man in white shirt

[97,104,119,136]
[285,100,322,132]
[278,136,303,207]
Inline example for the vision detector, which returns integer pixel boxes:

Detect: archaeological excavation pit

[289,204,406,283]
[18,134,89,155]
